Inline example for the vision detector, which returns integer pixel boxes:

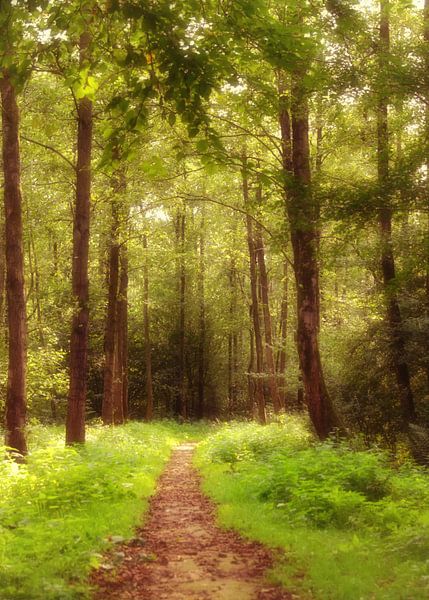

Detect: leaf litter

[91,443,293,599]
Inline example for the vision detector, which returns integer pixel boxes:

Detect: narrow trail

[92,443,293,600]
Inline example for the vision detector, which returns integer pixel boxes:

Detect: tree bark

[143,234,154,421]
[120,247,129,421]
[1,71,27,455]
[247,314,256,415]
[0,204,5,334]
[101,201,120,425]
[66,30,92,444]
[278,78,293,411]
[112,246,128,423]
[227,258,238,414]
[30,231,44,345]
[197,209,206,419]
[52,237,59,276]
[377,0,415,424]
[242,159,266,424]
[254,221,282,413]
[283,73,341,439]
[277,260,288,408]
[175,209,187,419]
[424,0,429,388]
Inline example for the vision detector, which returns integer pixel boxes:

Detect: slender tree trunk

[278,77,293,175]
[228,258,238,414]
[278,78,293,411]
[30,233,44,345]
[315,125,323,174]
[112,246,128,424]
[175,209,187,419]
[25,201,43,343]
[254,222,282,413]
[0,205,5,334]
[143,234,154,421]
[101,202,120,425]
[377,0,415,424]
[284,72,341,439]
[247,313,256,415]
[197,209,206,419]
[66,31,92,444]
[242,160,266,424]
[112,265,124,424]
[52,237,59,276]
[25,214,35,307]
[424,0,429,387]
[120,247,129,420]
[277,260,288,408]
[228,327,233,414]
[1,71,27,455]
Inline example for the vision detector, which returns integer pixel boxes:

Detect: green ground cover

[196,419,429,600]
[0,421,208,600]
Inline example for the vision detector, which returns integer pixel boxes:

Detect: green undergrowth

[195,419,429,599]
[0,420,210,600]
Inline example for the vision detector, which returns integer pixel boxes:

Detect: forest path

[91,443,293,600]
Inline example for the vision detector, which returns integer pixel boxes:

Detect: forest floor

[91,443,292,600]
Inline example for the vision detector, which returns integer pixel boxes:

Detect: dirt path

[92,444,293,600]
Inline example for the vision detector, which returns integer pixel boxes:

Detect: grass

[0,420,210,600]
[3,417,429,599]
[195,419,429,600]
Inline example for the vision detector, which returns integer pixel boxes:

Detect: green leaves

[0,422,182,599]
[140,155,169,179]
[72,67,98,101]
[196,139,209,153]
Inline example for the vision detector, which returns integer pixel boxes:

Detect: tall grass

[196,419,429,599]
[0,421,207,600]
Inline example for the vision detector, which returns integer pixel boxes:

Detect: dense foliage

[1,0,429,447]
[0,421,207,599]
[2,1,429,596]
[197,421,429,598]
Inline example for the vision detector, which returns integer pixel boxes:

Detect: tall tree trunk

[120,247,129,420]
[197,209,206,419]
[0,204,5,336]
[228,258,238,414]
[242,160,266,424]
[228,330,232,409]
[52,237,59,276]
[66,30,92,444]
[1,71,27,455]
[254,222,282,413]
[247,310,256,415]
[278,78,293,411]
[283,72,341,439]
[143,234,154,421]
[101,201,120,425]
[25,200,43,344]
[175,209,187,419]
[30,232,44,345]
[26,238,34,309]
[112,246,128,423]
[424,0,429,388]
[277,260,288,408]
[377,0,415,424]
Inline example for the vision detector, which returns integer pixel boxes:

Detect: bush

[204,417,312,466]
[199,421,429,532]
[197,420,429,599]
[0,421,202,600]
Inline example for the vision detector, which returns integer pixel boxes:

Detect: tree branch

[21,135,76,170]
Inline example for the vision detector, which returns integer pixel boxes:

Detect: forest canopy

[1,0,429,457]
